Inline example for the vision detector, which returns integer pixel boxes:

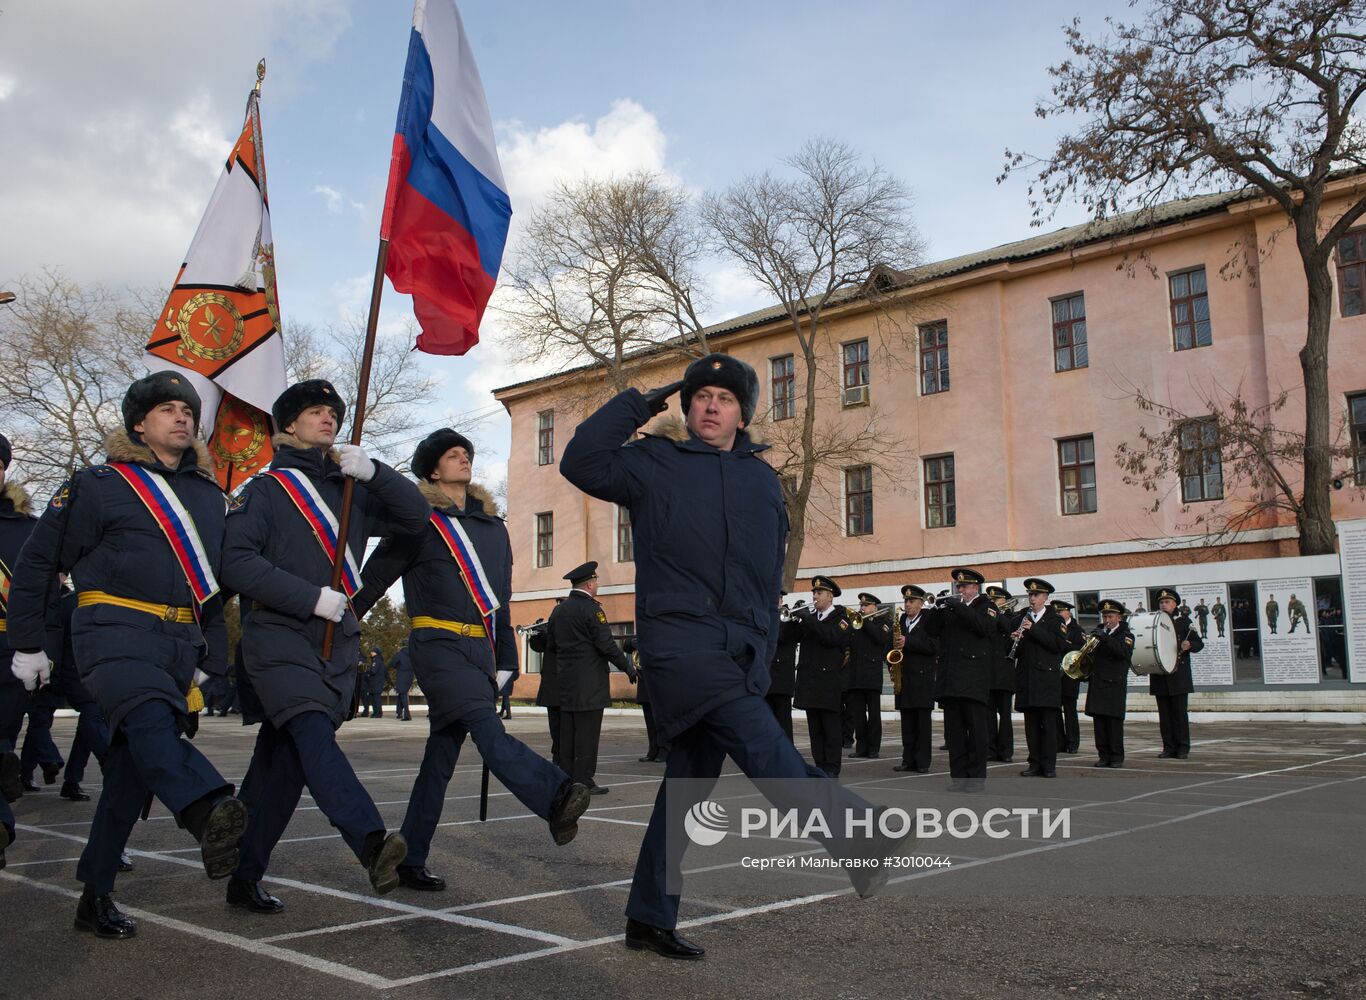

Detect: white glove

[193,669,211,687]
[337,444,376,482]
[313,587,348,622]
[11,650,48,692]
[495,669,513,691]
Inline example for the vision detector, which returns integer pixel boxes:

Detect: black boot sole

[549,784,592,846]
[624,937,705,960]
[200,799,247,880]
[368,834,408,895]
[74,908,137,939]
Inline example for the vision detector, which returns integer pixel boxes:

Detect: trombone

[847,605,893,630]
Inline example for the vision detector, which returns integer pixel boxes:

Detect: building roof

[491,186,1253,397]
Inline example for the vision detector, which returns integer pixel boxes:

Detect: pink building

[495,179,1366,700]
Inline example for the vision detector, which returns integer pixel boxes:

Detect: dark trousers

[545,706,561,768]
[642,701,670,758]
[559,709,604,788]
[0,683,26,753]
[987,689,1014,760]
[899,708,931,770]
[233,712,385,881]
[1155,694,1190,755]
[805,707,843,777]
[20,704,63,781]
[64,706,111,785]
[846,689,882,755]
[626,693,882,930]
[841,693,856,747]
[397,691,411,719]
[764,693,794,743]
[400,702,567,868]
[1093,715,1124,765]
[78,699,231,894]
[942,698,988,780]
[1057,697,1080,753]
[1,793,13,843]
[1022,707,1058,774]
[367,693,384,717]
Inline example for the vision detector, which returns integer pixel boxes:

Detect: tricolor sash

[109,463,220,608]
[264,468,361,597]
[0,554,11,617]
[429,509,500,653]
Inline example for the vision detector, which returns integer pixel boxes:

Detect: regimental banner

[1337,519,1366,683]
[1256,577,1320,684]
[208,393,273,491]
[1180,582,1233,687]
[1099,587,1149,688]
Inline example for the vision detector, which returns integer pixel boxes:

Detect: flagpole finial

[255,59,266,93]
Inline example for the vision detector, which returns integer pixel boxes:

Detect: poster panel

[1256,577,1320,685]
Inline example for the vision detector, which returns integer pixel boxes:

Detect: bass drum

[1128,610,1178,675]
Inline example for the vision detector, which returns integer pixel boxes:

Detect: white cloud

[0,73,16,102]
[314,185,345,213]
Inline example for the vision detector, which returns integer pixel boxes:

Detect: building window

[616,504,633,562]
[535,512,553,568]
[1169,267,1212,350]
[1058,435,1097,514]
[1052,293,1088,371]
[842,339,870,407]
[844,465,873,535]
[537,410,554,466]
[1337,229,1366,317]
[919,321,949,394]
[1350,393,1366,485]
[770,354,795,420]
[924,454,955,528]
[1178,417,1223,502]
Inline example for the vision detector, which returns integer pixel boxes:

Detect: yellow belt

[410,615,487,638]
[78,590,195,624]
[0,620,6,632]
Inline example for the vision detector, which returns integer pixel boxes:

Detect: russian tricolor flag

[382,0,511,356]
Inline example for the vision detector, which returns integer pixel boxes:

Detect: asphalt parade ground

[2,714,1364,1000]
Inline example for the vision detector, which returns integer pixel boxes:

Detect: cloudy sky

[0,0,1135,487]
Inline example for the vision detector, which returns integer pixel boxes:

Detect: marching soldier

[924,567,997,792]
[984,584,1016,763]
[221,379,430,910]
[353,428,591,891]
[528,611,561,767]
[1,431,34,868]
[1052,599,1084,754]
[892,585,936,773]
[392,643,414,721]
[793,576,852,778]
[846,592,889,759]
[1011,578,1068,778]
[1153,588,1202,759]
[1086,599,1134,767]
[8,374,245,937]
[766,593,801,743]
[545,562,637,794]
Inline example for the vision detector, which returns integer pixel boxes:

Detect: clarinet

[1007,611,1030,660]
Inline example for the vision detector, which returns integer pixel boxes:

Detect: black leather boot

[363,831,407,895]
[624,918,705,959]
[226,877,285,913]
[184,795,247,880]
[60,781,91,801]
[74,889,137,939]
[547,780,591,846]
[0,752,21,803]
[396,865,447,891]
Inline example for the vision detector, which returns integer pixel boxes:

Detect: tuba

[1062,635,1099,681]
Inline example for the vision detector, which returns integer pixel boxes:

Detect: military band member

[0,431,33,867]
[1153,588,1202,759]
[9,374,245,937]
[366,647,387,717]
[544,561,637,794]
[892,585,936,773]
[1052,599,1084,754]
[353,428,591,891]
[1086,599,1134,767]
[984,584,1016,763]
[561,353,909,958]
[221,379,430,910]
[924,567,997,792]
[528,610,561,766]
[392,642,414,721]
[1011,578,1068,778]
[846,592,889,759]
[765,592,800,743]
[629,637,667,762]
[794,576,852,778]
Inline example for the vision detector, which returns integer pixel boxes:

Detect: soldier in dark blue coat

[1085,599,1135,767]
[0,431,34,867]
[892,585,937,773]
[354,428,590,891]
[392,644,414,721]
[561,354,910,960]
[7,374,245,937]
[1152,587,1202,759]
[924,567,998,792]
[366,648,387,717]
[1010,578,1068,779]
[220,380,430,911]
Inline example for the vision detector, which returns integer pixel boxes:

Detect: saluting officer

[924,567,997,792]
[544,562,637,794]
[984,584,1016,764]
[1,431,35,867]
[846,592,889,760]
[1153,588,1202,759]
[793,576,852,778]
[354,428,591,891]
[221,379,430,910]
[892,585,936,774]
[1011,578,1068,779]
[8,375,245,937]
[765,592,801,742]
[1086,599,1135,767]
[1053,599,1085,754]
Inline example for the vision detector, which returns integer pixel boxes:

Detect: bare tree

[0,271,150,493]
[497,172,711,399]
[702,138,925,586]
[1003,0,1366,554]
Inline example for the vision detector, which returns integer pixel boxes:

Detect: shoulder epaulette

[89,465,115,478]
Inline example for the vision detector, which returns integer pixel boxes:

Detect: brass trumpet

[847,605,893,630]
[515,619,548,637]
